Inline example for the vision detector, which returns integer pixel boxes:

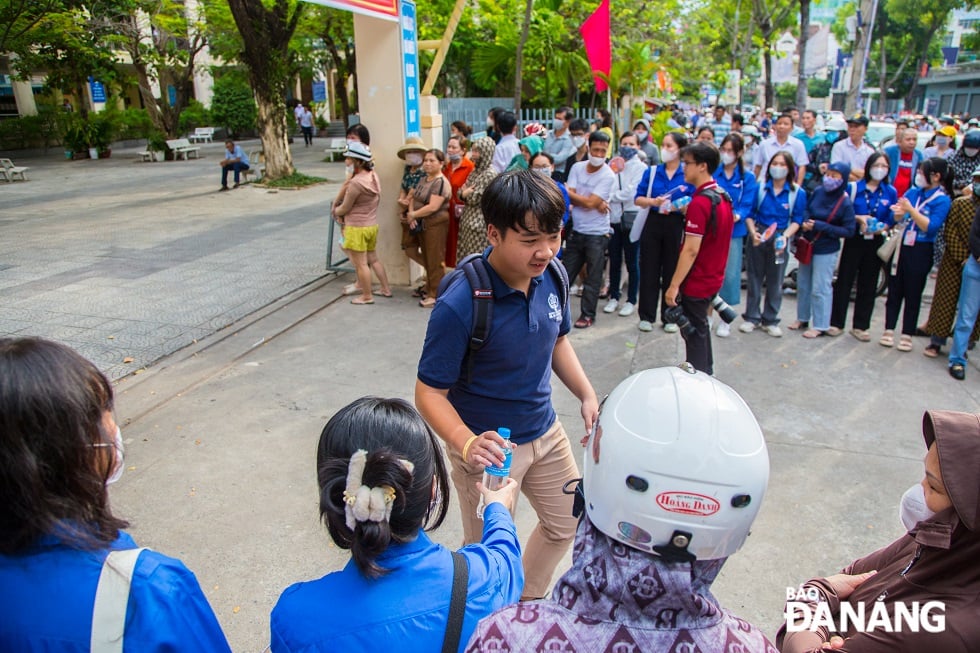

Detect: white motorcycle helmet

[583,365,769,561]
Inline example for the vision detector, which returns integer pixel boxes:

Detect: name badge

[904,228,917,247]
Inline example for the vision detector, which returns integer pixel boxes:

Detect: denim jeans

[796,252,837,330]
[950,257,980,367]
[608,221,639,304]
[221,161,250,186]
[718,237,744,306]
[561,231,609,319]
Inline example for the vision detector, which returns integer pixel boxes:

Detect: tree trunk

[905,25,942,110]
[846,0,874,114]
[764,43,774,109]
[227,0,304,180]
[513,0,533,112]
[795,0,810,110]
[878,38,888,115]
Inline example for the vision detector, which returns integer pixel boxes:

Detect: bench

[0,158,30,181]
[324,138,347,162]
[165,138,201,160]
[188,127,215,143]
[241,149,266,183]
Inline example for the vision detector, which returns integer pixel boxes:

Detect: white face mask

[870,166,889,181]
[572,135,587,149]
[345,164,354,176]
[448,153,462,164]
[405,153,423,167]
[660,149,677,163]
[966,148,980,158]
[589,155,606,167]
[532,166,553,177]
[899,483,936,531]
[914,173,927,188]
[106,426,125,485]
[769,165,788,180]
[935,136,951,147]
[720,152,736,167]
[553,118,565,131]
[634,129,648,142]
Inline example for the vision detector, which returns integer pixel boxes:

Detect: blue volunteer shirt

[899,186,951,242]
[851,180,899,227]
[417,248,570,445]
[714,165,758,239]
[755,181,806,231]
[633,164,693,208]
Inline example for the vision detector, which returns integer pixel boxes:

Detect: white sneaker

[571,284,583,297]
[603,298,619,314]
[638,320,654,332]
[618,302,635,317]
[663,322,679,334]
[762,324,783,337]
[716,322,731,338]
[739,322,756,333]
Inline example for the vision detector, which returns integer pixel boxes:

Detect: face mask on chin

[588,155,606,167]
[448,153,462,164]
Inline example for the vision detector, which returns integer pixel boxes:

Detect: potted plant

[147,131,168,162]
[89,113,116,158]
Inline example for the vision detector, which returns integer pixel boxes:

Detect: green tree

[210,74,257,137]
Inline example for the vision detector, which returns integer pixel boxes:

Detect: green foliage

[116,108,155,140]
[211,76,257,138]
[775,82,798,109]
[808,77,831,98]
[178,100,212,134]
[0,110,61,150]
[147,130,169,152]
[261,172,327,187]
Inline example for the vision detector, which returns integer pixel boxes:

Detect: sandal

[342,283,361,296]
[350,297,374,305]
[411,285,427,298]
[879,330,895,347]
[802,329,824,339]
[923,344,941,358]
[897,335,913,352]
[851,328,871,342]
[788,320,807,330]
[373,290,393,298]
[826,327,843,337]
[419,297,436,308]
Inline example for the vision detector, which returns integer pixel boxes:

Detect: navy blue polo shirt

[417,249,571,445]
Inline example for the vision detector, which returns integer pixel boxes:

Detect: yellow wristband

[461,435,478,461]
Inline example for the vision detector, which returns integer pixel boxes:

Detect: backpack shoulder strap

[547,257,569,313]
[848,181,857,203]
[789,185,798,213]
[756,183,766,211]
[91,547,146,653]
[441,552,470,653]
[458,254,494,385]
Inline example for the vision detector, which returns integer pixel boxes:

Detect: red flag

[580,0,610,92]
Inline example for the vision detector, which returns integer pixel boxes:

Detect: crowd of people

[2,335,978,652]
[337,105,980,381]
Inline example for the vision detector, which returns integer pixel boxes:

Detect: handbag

[629,166,657,243]
[621,210,638,232]
[795,193,845,265]
[877,224,904,263]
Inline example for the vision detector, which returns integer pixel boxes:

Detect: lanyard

[908,188,944,233]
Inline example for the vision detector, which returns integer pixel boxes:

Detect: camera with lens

[663,304,697,340]
[711,295,737,324]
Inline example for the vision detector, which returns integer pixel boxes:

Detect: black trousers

[681,295,713,375]
[638,212,685,323]
[831,234,884,331]
[885,240,934,335]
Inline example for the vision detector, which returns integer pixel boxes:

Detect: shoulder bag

[795,193,845,265]
[629,166,657,243]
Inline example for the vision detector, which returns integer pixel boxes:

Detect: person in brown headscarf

[777,410,980,652]
[456,136,497,261]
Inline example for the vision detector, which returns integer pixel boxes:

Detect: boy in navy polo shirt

[665,142,735,375]
[416,170,599,600]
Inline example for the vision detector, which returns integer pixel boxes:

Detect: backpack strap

[547,257,569,315]
[440,551,470,653]
[91,547,146,653]
[459,255,494,385]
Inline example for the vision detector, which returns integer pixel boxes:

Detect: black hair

[775,113,794,125]
[714,105,726,112]
[731,113,745,127]
[0,338,127,554]
[619,130,635,142]
[664,131,688,149]
[568,118,589,134]
[496,111,517,135]
[588,130,610,145]
[766,150,798,189]
[530,151,554,166]
[682,141,721,175]
[450,120,472,137]
[425,148,446,164]
[489,106,505,120]
[720,132,745,160]
[697,126,716,139]
[346,124,371,146]
[863,151,889,183]
[920,157,955,196]
[557,106,575,120]
[803,109,818,119]
[595,109,612,128]
[317,397,450,579]
[482,169,565,235]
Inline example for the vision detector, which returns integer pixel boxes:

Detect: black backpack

[697,185,732,235]
[437,253,570,384]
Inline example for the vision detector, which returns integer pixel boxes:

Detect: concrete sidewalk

[110,270,980,652]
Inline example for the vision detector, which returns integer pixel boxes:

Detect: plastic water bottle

[672,195,692,212]
[774,234,786,265]
[476,427,512,519]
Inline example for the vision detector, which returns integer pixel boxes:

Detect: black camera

[663,304,697,340]
[711,295,737,324]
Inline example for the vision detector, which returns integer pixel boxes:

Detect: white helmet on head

[825,117,848,132]
[583,365,769,561]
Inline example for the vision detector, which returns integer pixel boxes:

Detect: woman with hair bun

[0,337,231,652]
[270,396,522,653]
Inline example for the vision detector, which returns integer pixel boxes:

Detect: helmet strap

[653,530,697,563]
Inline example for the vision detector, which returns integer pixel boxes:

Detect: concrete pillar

[419,94,443,150]
[12,80,37,116]
[354,13,411,284]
